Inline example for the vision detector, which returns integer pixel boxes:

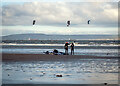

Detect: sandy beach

[2,53,119,61]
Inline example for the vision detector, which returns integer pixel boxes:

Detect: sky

[0,1,119,36]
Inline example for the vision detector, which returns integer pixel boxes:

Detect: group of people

[44,42,74,55]
[64,42,74,55]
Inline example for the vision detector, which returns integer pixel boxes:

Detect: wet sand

[2,53,119,61]
[2,53,119,85]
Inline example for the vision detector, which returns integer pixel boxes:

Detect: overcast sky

[1,1,118,36]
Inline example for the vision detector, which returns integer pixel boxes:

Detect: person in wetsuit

[70,43,74,55]
[64,42,69,55]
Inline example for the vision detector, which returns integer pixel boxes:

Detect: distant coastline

[1,33,118,40]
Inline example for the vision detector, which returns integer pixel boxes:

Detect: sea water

[1,40,119,57]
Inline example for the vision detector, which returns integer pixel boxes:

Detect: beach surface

[2,53,119,84]
[2,53,119,61]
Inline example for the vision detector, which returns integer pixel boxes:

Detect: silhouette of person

[64,42,69,55]
[71,43,74,55]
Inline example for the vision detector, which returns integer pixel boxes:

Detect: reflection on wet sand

[2,58,118,84]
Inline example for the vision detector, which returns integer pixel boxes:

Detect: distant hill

[2,33,118,40]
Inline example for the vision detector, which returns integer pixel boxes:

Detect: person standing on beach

[64,42,69,55]
[70,43,74,55]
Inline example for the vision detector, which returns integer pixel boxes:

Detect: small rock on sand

[8,74,10,76]
[104,83,108,85]
[30,77,32,80]
[56,75,62,77]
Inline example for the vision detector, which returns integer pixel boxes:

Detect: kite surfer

[64,42,69,55]
[70,43,74,55]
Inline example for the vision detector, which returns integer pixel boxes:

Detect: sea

[1,39,120,57]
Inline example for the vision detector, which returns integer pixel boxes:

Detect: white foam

[1,43,119,47]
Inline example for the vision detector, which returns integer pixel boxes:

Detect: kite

[88,20,90,24]
[67,20,70,27]
[33,20,36,25]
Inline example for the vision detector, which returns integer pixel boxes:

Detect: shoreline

[2,53,119,62]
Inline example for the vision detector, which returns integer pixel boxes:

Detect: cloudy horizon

[1,2,118,36]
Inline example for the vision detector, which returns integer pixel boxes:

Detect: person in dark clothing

[53,49,58,55]
[70,43,74,55]
[64,42,69,55]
